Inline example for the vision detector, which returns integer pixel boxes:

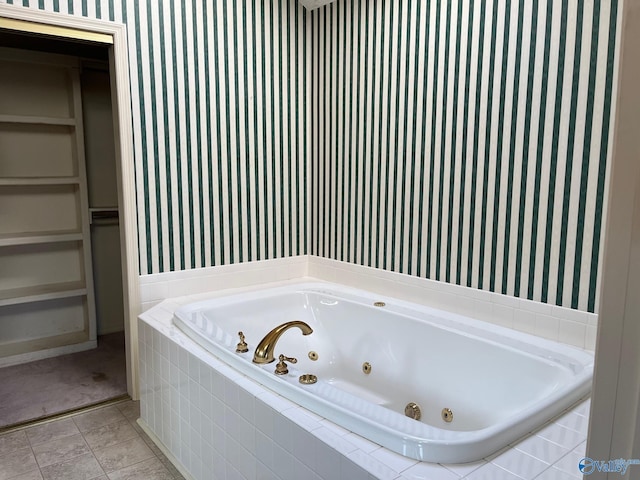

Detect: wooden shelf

[0,176,80,186]
[0,114,75,126]
[0,281,87,307]
[0,231,82,247]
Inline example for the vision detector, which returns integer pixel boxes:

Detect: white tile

[291,428,317,472]
[254,401,276,438]
[534,466,580,480]
[236,445,257,480]
[572,441,587,457]
[341,453,384,480]
[311,427,358,456]
[224,378,240,410]
[139,282,169,303]
[491,448,548,479]
[255,430,274,471]
[293,457,320,480]
[520,299,554,316]
[236,387,255,424]
[281,407,322,432]
[235,376,266,397]
[440,459,486,477]
[273,443,295,480]
[313,440,342,480]
[554,412,589,435]
[464,463,522,480]
[318,418,350,436]
[272,414,294,453]
[534,314,560,341]
[140,301,162,312]
[535,424,585,450]
[492,303,514,328]
[236,415,256,455]
[369,447,418,473]
[551,451,584,478]
[585,325,597,351]
[472,300,494,321]
[400,461,460,480]
[256,391,297,413]
[572,399,591,418]
[514,434,569,465]
[512,309,537,335]
[343,433,381,454]
[347,450,399,480]
[558,320,586,348]
[551,306,591,324]
[490,292,522,308]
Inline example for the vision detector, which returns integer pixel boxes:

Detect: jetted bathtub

[173,282,593,463]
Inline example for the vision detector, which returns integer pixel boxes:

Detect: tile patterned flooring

[0,400,184,480]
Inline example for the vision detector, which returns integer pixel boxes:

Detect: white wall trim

[587,0,640,474]
[0,4,141,398]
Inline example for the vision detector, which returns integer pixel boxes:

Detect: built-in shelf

[0,281,87,307]
[0,48,96,364]
[0,230,83,247]
[0,176,80,186]
[0,333,94,366]
[0,114,75,126]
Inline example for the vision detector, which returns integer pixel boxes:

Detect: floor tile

[158,456,184,479]
[0,430,30,456]
[26,419,80,447]
[5,470,43,480]
[73,407,127,433]
[93,437,154,473]
[115,402,140,422]
[40,452,105,480]
[82,421,138,451]
[32,433,90,468]
[0,446,39,480]
[106,457,173,480]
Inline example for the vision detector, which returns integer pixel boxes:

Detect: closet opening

[0,28,130,429]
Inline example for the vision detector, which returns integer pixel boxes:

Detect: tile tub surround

[139,256,598,351]
[138,291,592,480]
[0,400,184,480]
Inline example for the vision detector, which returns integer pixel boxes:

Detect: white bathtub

[173,282,593,463]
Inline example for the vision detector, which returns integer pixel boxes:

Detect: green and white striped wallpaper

[11,0,311,275]
[310,0,620,313]
[11,1,621,313]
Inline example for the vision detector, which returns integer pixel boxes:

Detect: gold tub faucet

[252,321,313,364]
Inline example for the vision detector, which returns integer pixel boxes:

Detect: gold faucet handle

[236,331,249,353]
[275,354,297,375]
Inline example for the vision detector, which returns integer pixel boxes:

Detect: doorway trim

[0,4,140,398]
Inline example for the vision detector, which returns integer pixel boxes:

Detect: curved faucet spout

[252,320,313,364]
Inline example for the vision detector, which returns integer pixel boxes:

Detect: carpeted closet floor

[0,331,127,429]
